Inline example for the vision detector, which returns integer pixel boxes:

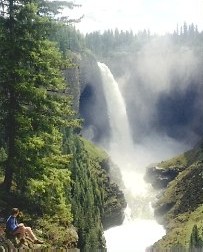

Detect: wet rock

[144,165,185,189]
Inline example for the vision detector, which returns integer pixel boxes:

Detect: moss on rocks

[146,142,203,249]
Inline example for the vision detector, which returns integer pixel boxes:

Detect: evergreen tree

[63,133,106,250]
[51,25,85,55]
[190,224,203,248]
[0,0,79,192]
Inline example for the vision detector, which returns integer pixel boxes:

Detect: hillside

[0,137,126,249]
[145,141,203,249]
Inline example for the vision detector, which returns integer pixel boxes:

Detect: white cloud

[67,0,203,34]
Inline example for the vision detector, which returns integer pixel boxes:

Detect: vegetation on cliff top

[158,143,203,169]
[149,142,203,249]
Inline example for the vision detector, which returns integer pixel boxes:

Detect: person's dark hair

[11,208,19,215]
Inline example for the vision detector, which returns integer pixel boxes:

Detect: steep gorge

[56,32,203,250]
[73,52,203,250]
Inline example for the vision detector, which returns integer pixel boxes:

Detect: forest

[0,0,126,250]
[0,0,203,250]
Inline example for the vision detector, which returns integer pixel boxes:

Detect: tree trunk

[3,89,17,192]
[2,0,16,192]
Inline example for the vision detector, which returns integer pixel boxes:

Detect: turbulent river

[97,62,165,252]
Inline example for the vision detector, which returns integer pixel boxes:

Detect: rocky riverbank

[145,141,203,249]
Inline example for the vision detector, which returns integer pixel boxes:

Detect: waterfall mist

[80,36,203,251]
[120,37,203,148]
[98,62,165,251]
[98,62,147,195]
[97,63,134,164]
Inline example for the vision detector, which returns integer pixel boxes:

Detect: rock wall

[145,141,203,249]
[64,54,127,231]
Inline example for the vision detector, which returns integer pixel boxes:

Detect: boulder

[144,165,185,189]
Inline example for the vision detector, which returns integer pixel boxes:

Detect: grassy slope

[158,144,203,169]
[80,137,108,162]
[152,143,203,249]
[154,205,203,248]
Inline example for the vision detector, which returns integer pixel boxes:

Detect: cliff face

[144,165,185,190]
[64,54,127,231]
[145,142,203,249]
[63,64,80,113]
[63,52,104,112]
[64,52,110,143]
[81,138,127,230]
[64,51,129,233]
[102,181,126,230]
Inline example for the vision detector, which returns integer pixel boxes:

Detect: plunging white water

[97,63,133,151]
[98,63,135,170]
[98,62,165,251]
[105,219,165,252]
[98,62,150,195]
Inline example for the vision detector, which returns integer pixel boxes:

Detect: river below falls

[104,218,165,252]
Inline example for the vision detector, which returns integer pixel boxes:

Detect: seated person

[6,208,43,244]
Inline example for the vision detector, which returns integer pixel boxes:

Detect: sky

[67,0,203,35]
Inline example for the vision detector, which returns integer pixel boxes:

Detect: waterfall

[97,62,165,252]
[97,62,134,154]
[97,62,147,195]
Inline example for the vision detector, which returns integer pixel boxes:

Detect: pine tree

[190,224,203,248]
[0,0,79,192]
[63,134,106,250]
